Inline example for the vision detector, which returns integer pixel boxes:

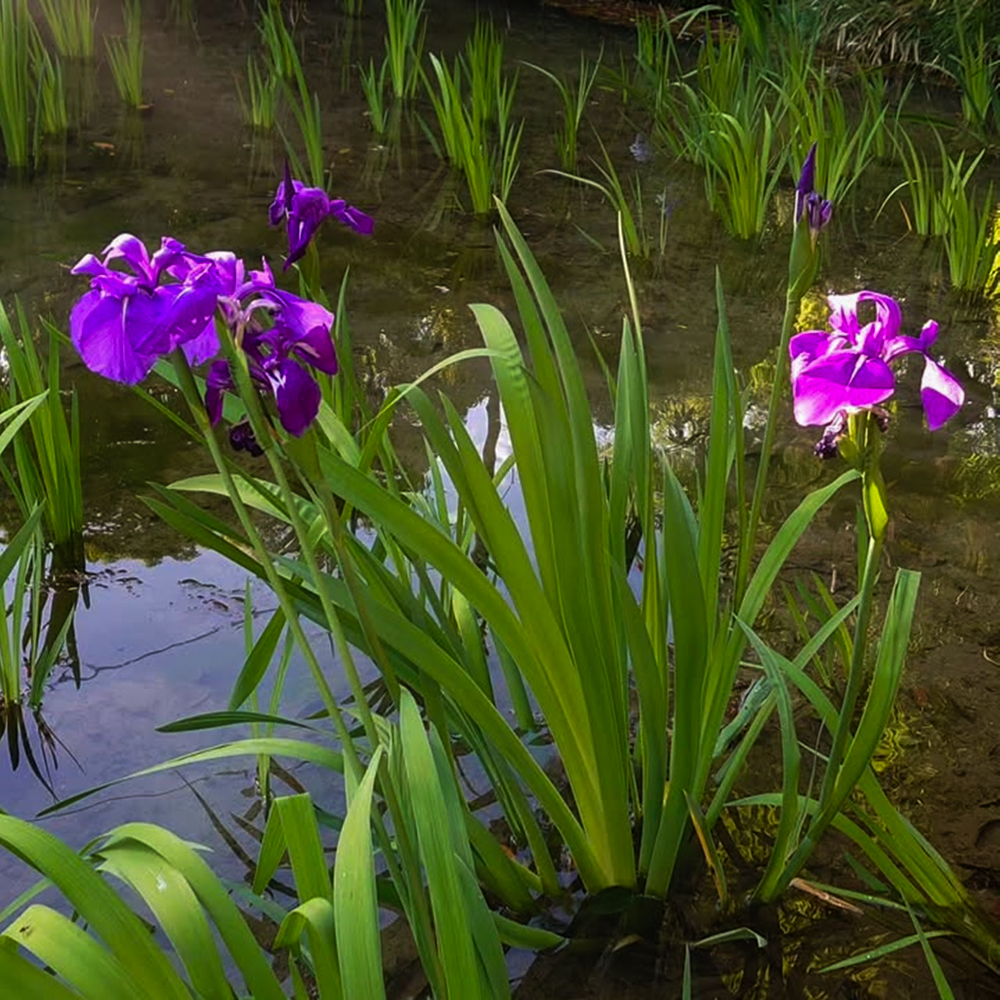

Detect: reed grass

[524,46,602,172]
[549,137,666,259]
[937,151,999,296]
[778,69,884,207]
[384,0,425,100]
[702,103,782,239]
[31,37,68,141]
[0,304,84,570]
[258,0,298,81]
[37,0,96,60]
[0,0,33,168]
[423,38,522,215]
[949,8,997,134]
[105,0,144,109]
[359,57,389,134]
[236,54,279,130]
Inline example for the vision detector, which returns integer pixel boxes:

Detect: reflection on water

[0,549,349,899]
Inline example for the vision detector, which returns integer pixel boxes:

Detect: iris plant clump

[67,175,372,441]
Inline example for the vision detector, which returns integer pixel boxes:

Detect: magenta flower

[69,235,230,384]
[268,163,373,269]
[790,291,965,449]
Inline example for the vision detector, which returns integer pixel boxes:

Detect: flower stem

[758,413,885,901]
[168,349,361,772]
[736,286,799,605]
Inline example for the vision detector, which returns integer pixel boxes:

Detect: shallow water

[4,0,1000,991]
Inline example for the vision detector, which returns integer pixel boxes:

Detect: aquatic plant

[37,0,96,60]
[424,50,523,215]
[279,41,326,189]
[935,149,1000,297]
[0,689,552,1000]
[0,0,33,168]
[31,37,68,141]
[548,135,666,259]
[235,54,279,130]
[105,0,144,109]
[701,102,782,240]
[0,304,83,788]
[890,129,940,236]
[0,509,65,791]
[777,68,885,207]
[857,67,896,159]
[257,0,298,81]
[383,0,425,100]
[882,134,999,295]
[524,46,602,172]
[0,301,84,570]
[633,10,682,132]
[948,6,997,134]
[696,18,757,112]
[462,19,504,124]
[359,56,389,134]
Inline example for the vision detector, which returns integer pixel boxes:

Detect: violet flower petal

[796,144,816,206]
[272,359,321,436]
[288,323,338,375]
[70,291,158,385]
[204,360,233,425]
[792,351,895,427]
[265,288,335,343]
[921,357,965,431]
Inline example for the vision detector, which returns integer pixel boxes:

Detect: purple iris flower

[268,162,374,269]
[794,143,832,238]
[69,235,231,384]
[204,295,338,438]
[790,291,965,446]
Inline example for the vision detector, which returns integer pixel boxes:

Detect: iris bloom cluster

[790,290,964,457]
[68,174,371,443]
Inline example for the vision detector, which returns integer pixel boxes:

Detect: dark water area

[3,0,1000,994]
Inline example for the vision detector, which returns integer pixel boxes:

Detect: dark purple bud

[230,420,264,456]
[813,411,846,459]
[797,143,817,202]
[803,191,833,236]
[871,406,890,434]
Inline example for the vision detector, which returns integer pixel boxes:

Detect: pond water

[4,0,1000,993]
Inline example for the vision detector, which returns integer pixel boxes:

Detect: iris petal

[289,324,338,375]
[921,357,965,431]
[71,291,156,385]
[273,360,321,436]
[792,352,895,426]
